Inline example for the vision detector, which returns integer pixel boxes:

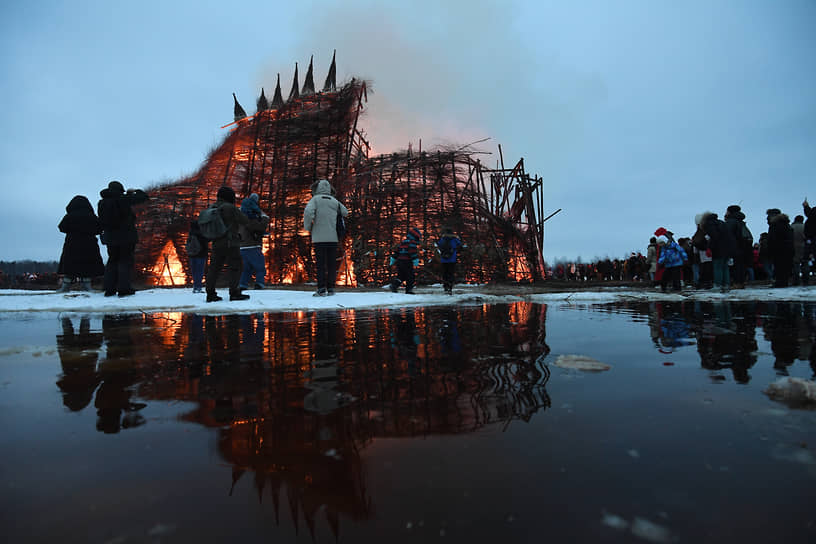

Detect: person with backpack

[237,193,270,290]
[203,186,251,302]
[390,227,422,294]
[56,195,105,292]
[435,226,463,295]
[97,180,149,297]
[185,220,208,293]
[303,179,348,296]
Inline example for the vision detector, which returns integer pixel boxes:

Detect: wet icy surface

[1,301,815,543]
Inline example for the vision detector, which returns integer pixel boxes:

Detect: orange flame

[152,240,187,286]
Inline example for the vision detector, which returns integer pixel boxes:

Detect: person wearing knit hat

[205,186,252,302]
[435,226,463,295]
[238,193,270,290]
[389,227,423,294]
[97,180,149,297]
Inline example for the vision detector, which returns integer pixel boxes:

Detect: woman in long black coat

[57,195,105,291]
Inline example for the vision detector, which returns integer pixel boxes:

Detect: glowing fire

[152,240,187,286]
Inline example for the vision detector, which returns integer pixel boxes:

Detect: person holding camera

[97,180,149,297]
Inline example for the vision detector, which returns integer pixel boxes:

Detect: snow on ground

[0,284,814,314]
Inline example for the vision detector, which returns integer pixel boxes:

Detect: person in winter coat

[205,186,251,302]
[801,199,816,284]
[303,179,349,296]
[766,208,794,288]
[97,180,149,297]
[646,237,658,285]
[724,205,752,288]
[693,212,736,291]
[238,193,270,290]
[390,227,422,294]
[186,220,208,293]
[792,215,807,285]
[657,231,687,291]
[435,226,463,294]
[57,195,105,292]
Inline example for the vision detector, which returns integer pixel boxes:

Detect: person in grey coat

[303,179,349,296]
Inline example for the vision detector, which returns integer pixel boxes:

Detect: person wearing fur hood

[303,179,349,296]
[766,208,794,287]
[692,211,736,291]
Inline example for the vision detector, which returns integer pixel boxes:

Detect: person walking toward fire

[238,193,270,290]
[57,195,105,292]
[97,180,149,297]
[205,186,252,302]
[435,226,463,295]
[303,179,348,296]
[390,227,422,294]
[185,220,208,293]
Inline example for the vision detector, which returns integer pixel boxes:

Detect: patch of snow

[552,354,611,372]
[0,284,814,315]
[630,517,674,543]
[764,377,816,407]
[601,511,629,530]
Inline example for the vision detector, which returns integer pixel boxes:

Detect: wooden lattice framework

[135,56,549,287]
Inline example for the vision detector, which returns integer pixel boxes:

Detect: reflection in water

[616,300,816,383]
[53,302,551,538]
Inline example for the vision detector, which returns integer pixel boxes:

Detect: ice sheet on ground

[0,284,814,314]
[763,377,816,407]
[552,354,611,371]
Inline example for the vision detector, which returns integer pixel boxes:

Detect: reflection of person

[57,195,105,292]
[303,179,348,297]
[97,181,149,297]
[304,314,344,414]
[693,301,757,383]
[56,316,102,411]
[206,186,251,302]
[96,315,146,433]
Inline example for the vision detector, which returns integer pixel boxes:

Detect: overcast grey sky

[1,0,814,263]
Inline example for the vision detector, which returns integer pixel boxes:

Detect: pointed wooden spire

[233,93,247,121]
[287,62,300,102]
[256,88,268,112]
[322,49,336,92]
[301,55,315,95]
[271,73,284,108]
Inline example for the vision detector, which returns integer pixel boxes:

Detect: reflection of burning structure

[136,53,549,286]
[85,303,550,539]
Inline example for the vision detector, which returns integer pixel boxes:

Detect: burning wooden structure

[136,53,549,286]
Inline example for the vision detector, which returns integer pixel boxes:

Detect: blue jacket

[435,235,463,264]
[658,241,688,268]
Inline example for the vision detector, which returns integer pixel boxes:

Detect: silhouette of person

[56,316,102,411]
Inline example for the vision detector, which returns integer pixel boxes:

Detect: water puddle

[0,301,814,542]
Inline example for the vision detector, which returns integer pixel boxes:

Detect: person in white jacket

[303,179,349,296]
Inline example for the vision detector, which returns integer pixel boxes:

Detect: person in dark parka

[766,208,794,288]
[97,180,149,297]
[57,195,105,292]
